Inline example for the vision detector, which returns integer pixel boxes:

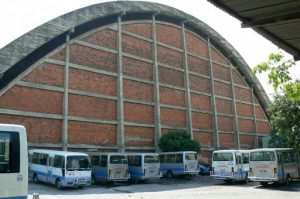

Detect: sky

[0,0,299,99]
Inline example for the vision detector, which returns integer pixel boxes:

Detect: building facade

[0,1,271,161]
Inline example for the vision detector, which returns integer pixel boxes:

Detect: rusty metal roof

[208,0,300,60]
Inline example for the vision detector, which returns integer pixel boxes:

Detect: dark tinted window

[128,155,142,166]
[53,155,64,168]
[100,155,107,167]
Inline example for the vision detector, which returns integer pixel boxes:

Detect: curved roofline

[0,1,270,111]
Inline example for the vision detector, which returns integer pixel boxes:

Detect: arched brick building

[0,1,271,161]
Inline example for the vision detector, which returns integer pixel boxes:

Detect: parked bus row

[211,148,300,186]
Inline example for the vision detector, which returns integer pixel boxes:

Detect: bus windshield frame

[66,155,90,171]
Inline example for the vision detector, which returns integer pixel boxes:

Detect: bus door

[47,155,54,183]
[277,152,284,181]
[235,153,242,178]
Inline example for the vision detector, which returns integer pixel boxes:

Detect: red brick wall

[236,103,253,117]
[23,63,64,87]
[157,24,182,48]
[122,34,152,59]
[161,108,186,127]
[240,135,255,148]
[124,79,153,102]
[218,116,233,132]
[219,133,234,148]
[191,93,211,111]
[69,68,117,96]
[70,43,117,72]
[123,57,153,80]
[69,94,117,120]
[160,87,185,107]
[186,32,208,58]
[0,21,270,149]
[125,126,154,146]
[192,112,212,129]
[0,114,62,143]
[68,121,117,145]
[80,29,117,50]
[193,131,213,147]
[124,103,154,124]
[122,23,152,38]
[0,85,63,114]
[188,55,209,75]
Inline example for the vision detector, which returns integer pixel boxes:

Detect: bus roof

[159,151,197,154]
[250,148,293,152]
[28,149,88,157]
[127,152,159,156]
[87,152,127,156]
[213,150,250,153]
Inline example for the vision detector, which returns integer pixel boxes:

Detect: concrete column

[229,64,240,149]
[62,29,73,151]
[207,38,219,148]
[182,22,193,139]
[251,85,259,147]
[152,13,162,152]
[117,15,125,152]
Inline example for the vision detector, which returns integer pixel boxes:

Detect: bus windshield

[185,153,197,160]
[110,155,128,164]
[144,155,160,163]
[66,156,90,171]
[250,151,276,161]
[213,153,233,161]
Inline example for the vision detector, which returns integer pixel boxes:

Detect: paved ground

[28,176,300,199]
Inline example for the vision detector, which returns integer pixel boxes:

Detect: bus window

[242,153,249,164]
[0,132,20,173]
[144,155,159,163]
[159,155,165,163]
[39,154,48,166]
[91,156,100,166]
[250,151,275,161]
[53,155,64,168]
[213,153,233,161]
[176,154,183,163]
[166,154,176,163]
[100,155,107,167]
[110,155,127,164]
[185,153,197,160]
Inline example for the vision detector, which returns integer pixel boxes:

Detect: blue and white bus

[159,151,198,178]
[0,124,28,199]
[89,152,130,183]
[248,148,300,186]
[127,153,161,182]
[29,149,91,189]
[211,150,250,182]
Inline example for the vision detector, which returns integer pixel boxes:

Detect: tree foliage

[268,94,300,152]
[252,51,299,101]
[158,129,200,152]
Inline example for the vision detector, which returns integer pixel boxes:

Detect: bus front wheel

[285,175,291,185]
[56,179,63,190]
[260,182,268,186]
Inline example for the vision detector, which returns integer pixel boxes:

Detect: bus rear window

[250,151,276,161]
[0,132,20,173]
[144,155,159,163]
[185,153,197,160]
[213,153,233,161]
[110,155,128,164]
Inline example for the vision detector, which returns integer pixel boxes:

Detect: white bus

[127,153,161,182]
[89,152,130,183]
[0,124,28,199]
[159,151,198,178]
[248,148,300,185]
[211,150,250,182]
[29,149,91,189]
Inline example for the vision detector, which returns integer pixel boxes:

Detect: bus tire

[56,178,63,190]
[33,174,39,183]
[166,171,173,178]
[260,182,268,186]
[285,175,291,185]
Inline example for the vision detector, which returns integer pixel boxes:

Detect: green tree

[158,129,200,152]
[252,51,300,101]
[267,94,300,152]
